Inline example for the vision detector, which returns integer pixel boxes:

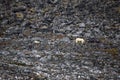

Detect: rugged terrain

[0,0,120,80]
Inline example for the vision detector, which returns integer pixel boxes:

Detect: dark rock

[47,0,59,4]
[12,6,26,13]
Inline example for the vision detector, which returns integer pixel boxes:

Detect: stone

[34,40,40,44]
[79,23,85,27]
[16,12,24,19]
[12,6,26,12]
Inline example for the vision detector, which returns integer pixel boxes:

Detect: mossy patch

[10,61,33,67]
[103,48,119,56]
